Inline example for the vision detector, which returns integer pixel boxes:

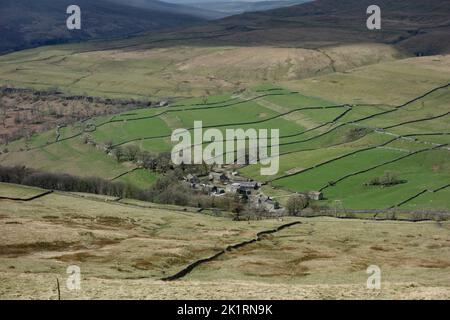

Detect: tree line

[0,165,140,198]
[0,165,245,214]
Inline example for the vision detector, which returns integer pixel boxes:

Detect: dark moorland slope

[173,0,312,16]
[104,0,225,19]
[175,0,450,55]
[0,0,207,54]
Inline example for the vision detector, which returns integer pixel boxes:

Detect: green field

[114,169,160,190]
[0,182,46,199]
[0,41,405,99]
[0,42,449,210]
[1,79,449,208]
[321,150,450,209]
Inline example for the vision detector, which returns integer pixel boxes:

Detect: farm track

[316,49,337,73]
[161,221,302,281]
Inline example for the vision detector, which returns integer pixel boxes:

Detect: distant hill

[0,0,206,54]
[104,0,225,19]
[177,0,450,55]
[166,0,312,16]
[4,0,448,56]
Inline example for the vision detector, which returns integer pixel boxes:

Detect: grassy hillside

[1,0,449,99]
[1,54,449,210]
[0,182,46,199]
[0,1,448,210]
[0,184,448,299]
[0,42,403,98]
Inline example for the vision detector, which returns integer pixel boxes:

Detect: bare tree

[286,194,309,215]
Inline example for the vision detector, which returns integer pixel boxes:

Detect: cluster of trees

[0,86,155,145]
[0,165,140,198]
[0,165,244,213]
[345,127,371,142]
[108,146,246,210]
[111,146,174,172]
[286,194,309,215]
[110,145,212,177]
[367,171,406,187]
[0,86,152,109]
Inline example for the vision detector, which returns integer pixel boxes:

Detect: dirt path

[255,96,321,130]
